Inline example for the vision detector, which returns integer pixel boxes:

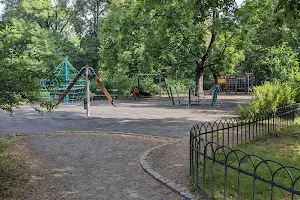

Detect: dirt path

[19,133,182,200]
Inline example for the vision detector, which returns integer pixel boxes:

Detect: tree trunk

[195,31,216,92]
[213,73,218,84]
[196,62,204,93]
[195,9,217,92]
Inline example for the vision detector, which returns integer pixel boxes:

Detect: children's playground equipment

[169,85,221,107]
[41,58,86,105]
[217,73,254,94]
[135,70,171,100]
[56,66,116,116]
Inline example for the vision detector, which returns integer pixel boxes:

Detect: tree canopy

[0,0,300,111]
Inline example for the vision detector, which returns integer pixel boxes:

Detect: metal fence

[190,103,300,199]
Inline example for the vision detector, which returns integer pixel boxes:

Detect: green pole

[211,85,220,106]
[64,58,69,103]
[170,86,175,106]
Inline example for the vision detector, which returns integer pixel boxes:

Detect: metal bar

[56,74,81,106]
[94,74,116,107]
[169,86,175,105]
[85,66,90,117]
[64,59,69,103]
[163,78,171,100]
[175,87,181,105]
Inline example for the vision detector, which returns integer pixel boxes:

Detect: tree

[98,0,239,92]
[236,0,300,84]
[0,16,78,112]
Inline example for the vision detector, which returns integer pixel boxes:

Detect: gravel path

[23,133,182,200]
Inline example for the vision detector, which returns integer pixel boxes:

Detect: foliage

[237,82,296,118]
[98,0,239,91]
[0,18,78,112]
[1,0,300,111]
[97,69,133,97]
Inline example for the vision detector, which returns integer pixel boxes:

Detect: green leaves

[237,82,296,118]
[0,17,78,112]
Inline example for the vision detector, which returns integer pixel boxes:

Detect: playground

[2,1,300,198]
[0,57,255,199]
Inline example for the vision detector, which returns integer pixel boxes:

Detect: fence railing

[190,103,300,199]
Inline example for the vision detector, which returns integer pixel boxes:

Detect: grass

[196,124,300,199]
[0,138,8,151]
[0,138,32,199]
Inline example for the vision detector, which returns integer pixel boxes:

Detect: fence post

[190,130,194,182]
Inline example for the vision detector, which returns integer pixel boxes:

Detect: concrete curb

[140,140,196,200]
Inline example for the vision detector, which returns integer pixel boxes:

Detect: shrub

[237,82,296,118]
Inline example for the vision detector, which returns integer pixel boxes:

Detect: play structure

[134,70,171,100]
[217,73,254,94]
[56,66,115,116]
[169,85,221,107]
[40,58,86,105]
[41,59,115,116]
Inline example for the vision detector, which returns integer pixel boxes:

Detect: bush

[237,82,296,118]
[92,69,134,98]
[291,74,300,103]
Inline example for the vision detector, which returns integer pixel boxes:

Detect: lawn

[197,124,300,200]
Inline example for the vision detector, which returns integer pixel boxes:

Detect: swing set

[133,70,171,100]
[168,85,221,107]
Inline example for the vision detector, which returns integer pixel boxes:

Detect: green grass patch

[0,138,8,151]
[0,138,31,199]
[196,124,300,199]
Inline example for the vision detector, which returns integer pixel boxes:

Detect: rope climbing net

[40,59,86,105]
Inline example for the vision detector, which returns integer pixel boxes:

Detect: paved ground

[21,133,181,200]
[0,97,249,199]
[0,98,249,138]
